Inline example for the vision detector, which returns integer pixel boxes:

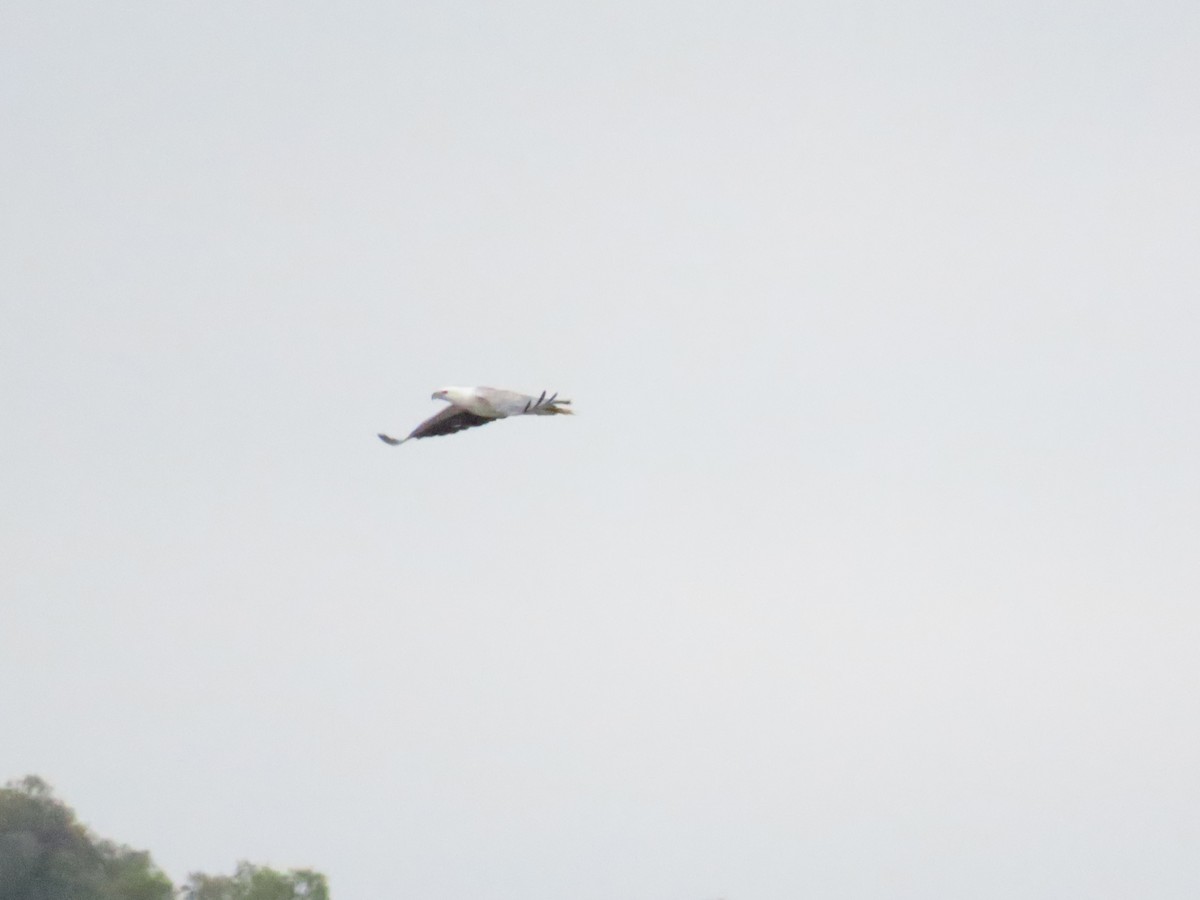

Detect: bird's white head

[432,386,474,406]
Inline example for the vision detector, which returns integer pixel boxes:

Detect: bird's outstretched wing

[378,405,493,445]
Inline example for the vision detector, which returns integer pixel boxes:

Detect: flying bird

[378,386,573,446]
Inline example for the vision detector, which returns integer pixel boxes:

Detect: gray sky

[3,1,1199,898]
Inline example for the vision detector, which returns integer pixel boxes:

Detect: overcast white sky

[3,1,1199,898]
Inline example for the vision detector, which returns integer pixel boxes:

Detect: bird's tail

[525,392,574,415]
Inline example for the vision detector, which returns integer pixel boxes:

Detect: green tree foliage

[0,776,173,900]
[180,862,328,900]
[0,777,328,900]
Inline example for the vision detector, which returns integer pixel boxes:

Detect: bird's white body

[432,386,563,419]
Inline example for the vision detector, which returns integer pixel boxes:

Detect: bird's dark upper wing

[408,405,494,440]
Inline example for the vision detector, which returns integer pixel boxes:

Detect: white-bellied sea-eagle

[378,386,573,445]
